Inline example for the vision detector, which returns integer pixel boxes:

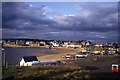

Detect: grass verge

[74,55,120,64]
[2,65,92,80]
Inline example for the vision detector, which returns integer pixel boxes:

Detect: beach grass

[74,55,120,64]
[2,65,91,80]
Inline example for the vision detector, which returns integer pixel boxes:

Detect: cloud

[2,2,55,30]
[51,3,118,33]
[2,2,118,43]
[49,32,60,34]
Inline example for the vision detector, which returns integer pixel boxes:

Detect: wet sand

[31,48,81,61]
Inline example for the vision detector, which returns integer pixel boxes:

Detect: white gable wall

[20,58,33,66]
[20,58,25,66]
[25,62,32,66]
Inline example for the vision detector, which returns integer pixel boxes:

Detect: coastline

[3,44,82,62]
[3,44,50,49]
[31,48,81,61]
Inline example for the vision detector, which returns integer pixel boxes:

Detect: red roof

[96,43,102,45]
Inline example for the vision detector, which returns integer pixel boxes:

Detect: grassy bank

[74,55,120,64]
[2,66,92,80]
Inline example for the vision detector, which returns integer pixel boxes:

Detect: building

[67,44,74,48]
[86,41,91,46]
[20,56,57,66]
[74,43,82,48]
[29,43,40,47]
[39,41,46,46]
[95,43,102,47]
[20,56,38,66]
[50,42,59,47]
[7,40,16,45]
[16,40,25,45]
[25,41,33,45]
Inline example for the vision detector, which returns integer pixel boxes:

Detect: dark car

[103,52,108,55]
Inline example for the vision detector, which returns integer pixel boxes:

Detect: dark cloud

[2,2,56,30]
[51,3,118,33]
[2,2,118,43]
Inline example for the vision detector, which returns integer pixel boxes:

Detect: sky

[2,2,118,43]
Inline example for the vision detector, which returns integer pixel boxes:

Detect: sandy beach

[31,48,81,61]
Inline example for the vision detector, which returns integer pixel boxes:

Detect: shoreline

[3,44,50,49]
[3,44,82,62]
[4,46,50,49]
[31,48,81,61]
[3,44,75,49]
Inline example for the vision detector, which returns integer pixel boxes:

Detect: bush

[76,51,84,55]
[70,54,75,58]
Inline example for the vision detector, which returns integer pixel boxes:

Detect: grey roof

[23,56,38,63]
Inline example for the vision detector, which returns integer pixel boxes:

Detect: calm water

[2,47,52,65]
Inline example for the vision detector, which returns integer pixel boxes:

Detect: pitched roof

[23,56,38,63]
[96,43,102,45]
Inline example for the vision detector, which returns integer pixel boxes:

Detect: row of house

[2,39,120,49]
[94,43,120,51]
[50,40,91,48]
[2,39,91,48]
[94,43,120,47]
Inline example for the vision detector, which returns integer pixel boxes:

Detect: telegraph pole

[2,43,5,67]
[2,48,5,66]
[4,50,5,66]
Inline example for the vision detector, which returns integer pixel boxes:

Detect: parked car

[103,52,108,55]
[65,55,71,59]
[83,52,93,55]
[117,51,120,54]
[90,53,95,55]
[65,54,71,59]
[76,54,87,58]
[112,64,120,72]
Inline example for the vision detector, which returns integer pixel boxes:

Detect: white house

[95,43,103,47]
[53,43,59,47]
[25,41,33,45]
[51,42,59,47]
[20,56,38,66]
[20,56,57,66]
[67,44,74,48]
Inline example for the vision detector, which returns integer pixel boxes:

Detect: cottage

[67,44,74,48]
[20,56,38,66]
[20,56,57,66]
[25,41,33,45]
[74,43,82,48]
[51,42,59,47]
[95,43,102,47]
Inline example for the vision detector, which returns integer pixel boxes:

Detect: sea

[2,47,52,65]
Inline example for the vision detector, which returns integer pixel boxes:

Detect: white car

[66,55,71,59]
[76,54,87,58]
